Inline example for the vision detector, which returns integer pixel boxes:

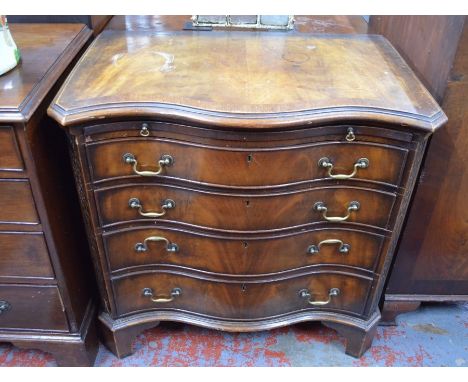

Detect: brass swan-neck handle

[128,198,176,218]
[313,201,360,222]
[135,235,179,253]
[142,288,182,303]
[123,153,173,176]
[299,288,340,306]
[318,157,369,179]
[307,239,350,255]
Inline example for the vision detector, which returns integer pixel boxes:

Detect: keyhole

[241,284,247,292]
[243,241,248,248]
[245,200,250,207]
[247,154,253,163]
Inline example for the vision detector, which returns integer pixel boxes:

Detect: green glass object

[0,15,21,76]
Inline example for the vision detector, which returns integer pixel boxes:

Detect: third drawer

[103,227,386,274]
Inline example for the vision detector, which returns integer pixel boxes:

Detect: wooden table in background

[369,16,468,323]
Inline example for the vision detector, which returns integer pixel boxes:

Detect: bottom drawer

[0,284,68,331]
[113,271,373,319]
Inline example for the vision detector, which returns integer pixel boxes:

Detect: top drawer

[86,138,408,188]
[0,126,24,175]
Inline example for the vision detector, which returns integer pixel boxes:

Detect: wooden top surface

[0,23,92,123]
[49,30,446,131]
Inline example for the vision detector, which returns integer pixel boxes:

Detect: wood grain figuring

[113,271,372,318]
[0,180,39,224]
[87,138,408,188]
[0,126,24,173]
[96,184,396,231]
[49,32,445,131]
[0,232,54,279]
[0,284,68,331]
[103,226,386,274]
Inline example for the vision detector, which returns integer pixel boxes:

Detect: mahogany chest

[48,30,446,358]
[0,24,97,366]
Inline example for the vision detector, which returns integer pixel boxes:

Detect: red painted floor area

[1,302,467,366]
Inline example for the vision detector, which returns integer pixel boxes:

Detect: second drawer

[95,184,397,231]
[104,227,386,274]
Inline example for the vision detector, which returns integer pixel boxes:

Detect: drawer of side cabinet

[0,284,68,331]
[0,180,39,225]
[112,271,372,319]
[0,232,54,280]
[86,138,408,188]
[104,227,386,274]
[95,184,396,231]
[0,126,24,175]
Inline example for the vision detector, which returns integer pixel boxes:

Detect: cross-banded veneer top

[49,31,446,131]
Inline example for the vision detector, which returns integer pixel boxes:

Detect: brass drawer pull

[299,288,340,306]
[140,123,150,136]
[307,239,350,255]
[123,153,173,176]
[142,287,182,303]
[135,236,179,253]
[314,201,360,222]
[345,127,356,142]
[0,300,11,315]
[128,198,176,218]
[318,157,369,179]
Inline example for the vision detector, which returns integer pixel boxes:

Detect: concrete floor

[1,302,467,366]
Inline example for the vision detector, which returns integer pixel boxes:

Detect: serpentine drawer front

[112,271,373,319]
[103,227,387,274]
[86,138,408,188]
[48,31,446,359]
[95,184,397,230]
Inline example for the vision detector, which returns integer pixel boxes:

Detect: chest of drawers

[48,31,446,358]
[0,24,97,366]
